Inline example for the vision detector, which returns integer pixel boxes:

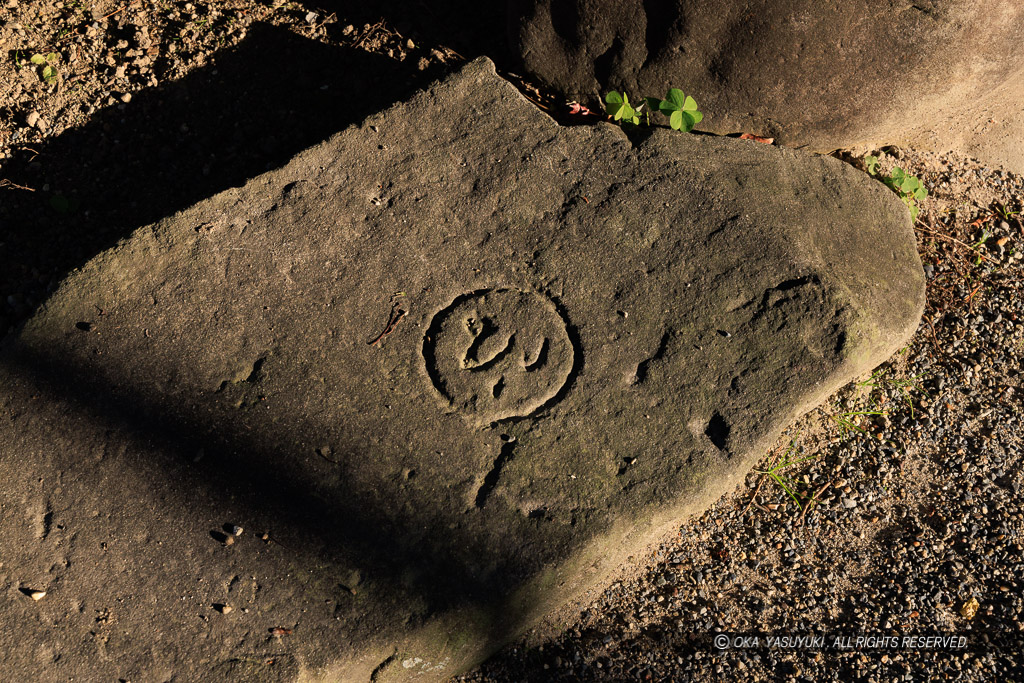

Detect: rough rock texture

[508,0,1024,171]
[0,58,923,681]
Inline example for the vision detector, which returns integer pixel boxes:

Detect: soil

[2,2,1022,682]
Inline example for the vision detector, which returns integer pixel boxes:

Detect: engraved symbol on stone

[423,288,575,423]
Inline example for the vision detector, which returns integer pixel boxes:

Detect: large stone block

[0,58,923,681]
[509,0,1024,171]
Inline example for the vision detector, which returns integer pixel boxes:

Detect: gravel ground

[2,3,1022,681]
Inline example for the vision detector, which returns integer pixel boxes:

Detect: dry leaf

[739,133,774,144]
[567,102,595,116]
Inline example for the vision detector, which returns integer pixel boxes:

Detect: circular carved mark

[423,289,575,423]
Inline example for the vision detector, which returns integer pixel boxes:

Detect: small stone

[29,590,46,601]
[406,39,416,49]
[115,66,126,79]
[214,603,232,614]
[223,535,235,546]
[959,596,980,619]
[842,497,857,509]
[26,111,40,128]
[305,11,318,24]
[342,24,354,35]
[121,93,132,103]
[232,525,243,537]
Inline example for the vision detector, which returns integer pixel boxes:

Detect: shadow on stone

[0,342,532,668]
[0,17,525,678]
[0,23,447,328]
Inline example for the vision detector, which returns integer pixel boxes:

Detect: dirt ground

[2,2,1022,681]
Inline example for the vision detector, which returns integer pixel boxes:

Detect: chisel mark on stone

[474,435,516,509]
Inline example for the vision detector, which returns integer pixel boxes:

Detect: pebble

[959,597,980,619]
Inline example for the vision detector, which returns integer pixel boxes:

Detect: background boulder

[509,0,1024,170]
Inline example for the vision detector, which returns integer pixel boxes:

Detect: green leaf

[621,102,635,120]
[682,95,698,112]
[30,54,46,65]
[865,155,879,175]
[669,109,683,131]
[689,110,703,126]
[679,111,698,132]
[666,88,686,109]
[50,193,71,213]
[46,53,58,62]
[42,65,55,81]
[644,97,661,113]
[605,93,625,118]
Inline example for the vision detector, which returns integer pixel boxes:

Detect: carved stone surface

[0,58,923,681]
[424,288,577,425]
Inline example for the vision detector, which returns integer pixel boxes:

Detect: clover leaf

[604,87,701,133]
[605,91,639,125]
[658,88,703,132]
